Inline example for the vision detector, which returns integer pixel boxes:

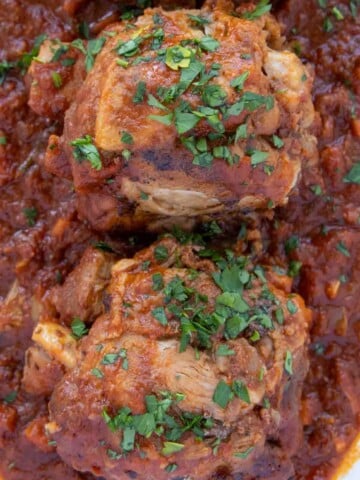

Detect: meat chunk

[27,40,86,119]
[48,237,311,480]
[22,344,65,396]
[39,0,315,232]
[49,247,114,324]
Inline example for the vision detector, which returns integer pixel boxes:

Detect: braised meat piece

[31,0,316,232]
[46,237,311,480]
[48,246,115,325]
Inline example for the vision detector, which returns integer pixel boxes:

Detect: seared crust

[35,1,316,231]
[48,237,311,480]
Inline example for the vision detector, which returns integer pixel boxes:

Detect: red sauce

[0,1,359,479]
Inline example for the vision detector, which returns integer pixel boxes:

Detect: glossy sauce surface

[0,1,359,479]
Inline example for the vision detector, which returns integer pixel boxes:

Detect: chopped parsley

[116,37,143,58]
[18,33,47,73]
[288,260,302,278]
[232,380,250,404]
[286,299,298,315]
[152,272,164,291]
[272,134,284,148]
[230,71,250,91]
[51,71,62,88]
[310,184,323,196]
[71,135,102,170]
[133,81,147,103]
[284,350,293,375]
[343,162,360,184]
[249,150,269,166]
[72,37,106,72]
[216,344,235,356]
[284,235,299,255]
[121,131,134,145]
[154,245,169,261]
[332,6,344,20]
[101,348,128,370]
[91,368,104,378]
[165,463,178,473]
[103,391,214,455]
[23,207,38,227]
[93,241,114,253]
[336,241,351,257]
[165,45,193,70]
[234,447,254,459]
[212,380,233,408]
[0,60,14,85]
[196,36,220,52]
[71,317,88,339]
[162,442,184,456]
[323,17,334,32]
[187,14,210,26]
[242,0,272,20]
[202,84,227,107]
[152,306,168,326]
[3,391,17,405]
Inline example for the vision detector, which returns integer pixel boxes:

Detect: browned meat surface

[32,1,316,232]
[48,246,115,324]
[47,237,311,480]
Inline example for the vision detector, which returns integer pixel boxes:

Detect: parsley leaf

[133,81,147,104]
[249,150,269,166]
[336,241,351,257]
[187,14,210,26]
[71,135,102,170]
[117,37,143,57]
[234,447,254,459]
[235,123,247,142]
[284,350,293,375]
[202,84,227,107]
[161,442,184,456]
[51,71,62,88]
[18,33,47,73]
[3,391,17,405]
[213,380,233,408]
[197,36,220,52]
[147,93,169,111]
[23,207,38,227]
[154,245,169,261]
[242,0,272,21]
[272,134,284,148]
[152,273,164,291]
[230,71,250,91]
[71,317,88,339]
[152,306,168,326]
[121,131,134,144]
[286,299,298,314]
[174,111,200,134]
[0,60,15,85]
[85,37,106,71]
[216,345,235,356]
[148,113,173,126]
[232,380,250,403]
[343,162,360,184]
[165,45,193,70]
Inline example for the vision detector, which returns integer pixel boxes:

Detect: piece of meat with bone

[35,0,316,232]
[46,236,311,480]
